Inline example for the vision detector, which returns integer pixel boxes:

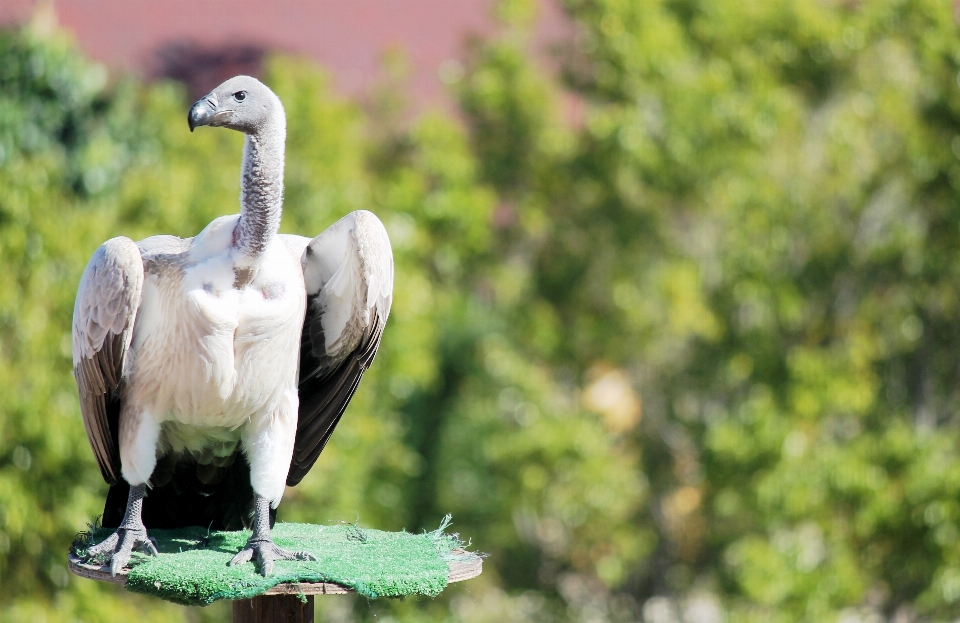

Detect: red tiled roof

[1,0,573,104]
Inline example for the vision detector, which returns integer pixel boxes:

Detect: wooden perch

[69,549,482,622]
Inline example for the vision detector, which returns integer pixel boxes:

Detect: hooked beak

[188,96,217,132]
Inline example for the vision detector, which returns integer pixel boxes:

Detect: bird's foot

[83,525,159,576]
[229,536,316,576]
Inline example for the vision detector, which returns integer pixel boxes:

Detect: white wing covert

[72,237,144,485]
[286,211,393,486]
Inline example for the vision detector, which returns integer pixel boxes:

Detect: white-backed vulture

[74,76,393,576]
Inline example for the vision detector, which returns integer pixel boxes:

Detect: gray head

[187,76,284,135]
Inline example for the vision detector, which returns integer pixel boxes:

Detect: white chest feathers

[128,216,306,427]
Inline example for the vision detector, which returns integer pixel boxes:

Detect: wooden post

[232,594,314,623]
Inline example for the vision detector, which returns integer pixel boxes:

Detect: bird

[72,75,393,576]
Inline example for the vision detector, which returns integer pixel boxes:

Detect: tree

[5,1,960,621]
[455,0,960,620]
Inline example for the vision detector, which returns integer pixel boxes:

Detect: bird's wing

[72,237,144,485]
[137,233,192,257]
[279,233,311,264]
[287,211,393,486]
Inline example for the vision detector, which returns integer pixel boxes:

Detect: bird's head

[187,75,284,135]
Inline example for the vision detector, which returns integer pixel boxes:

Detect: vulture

[73,76,393,576]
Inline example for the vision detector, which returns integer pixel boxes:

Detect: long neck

[235,123,285,258]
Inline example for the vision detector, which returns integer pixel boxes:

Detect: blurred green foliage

[3,0,960,621]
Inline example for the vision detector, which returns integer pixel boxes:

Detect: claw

[84,526,157,576]
[82,484,155,576]
[230,547,254,567]
[85,532,120,558]
[228,494,317,576]
[229,539,315,576]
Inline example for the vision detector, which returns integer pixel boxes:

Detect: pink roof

[1,0,573,104]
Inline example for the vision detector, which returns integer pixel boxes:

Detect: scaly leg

[229,494,316,576]
[83,484,158,576]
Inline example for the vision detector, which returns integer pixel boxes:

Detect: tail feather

[102,452,275,531]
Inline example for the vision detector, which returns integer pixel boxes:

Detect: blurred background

[1,0,960,621]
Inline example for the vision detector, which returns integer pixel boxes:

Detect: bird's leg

[229,494,316,576]
[83,484,158,576]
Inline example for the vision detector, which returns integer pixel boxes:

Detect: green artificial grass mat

[72,517,467,606]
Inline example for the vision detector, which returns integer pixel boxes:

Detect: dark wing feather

[287,310,384,485]
[72,237,144,485]
[285,211,393,486]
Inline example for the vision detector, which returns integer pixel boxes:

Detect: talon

[83,526,157,576]
[228,540,314,576]
[110,555,126,577]
[84,532,119,560]
[230,495,316,576]
[229,548,254,567]
[83,484,155,575]
[140,537,159,556]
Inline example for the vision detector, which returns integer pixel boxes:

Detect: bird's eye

[234,91,247,102]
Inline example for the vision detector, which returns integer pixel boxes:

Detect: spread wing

[283,210,393,486]
[72,237,144,485]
